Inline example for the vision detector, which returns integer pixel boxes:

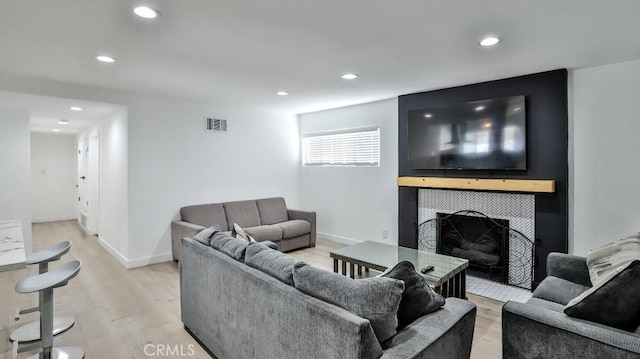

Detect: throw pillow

[245,242,298,285]
[292,262,404,343]
[210,231,249,261]
[192,225,220,245]
[565,260,640,331]
[233,223,257,243]
[586,233,640,286]
[381,261,445,329]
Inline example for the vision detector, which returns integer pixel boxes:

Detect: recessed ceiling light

[59,119,69,125]
[70,106,83,111]
[475,106,485,111]
[96,55,116,63]
[479,37,500,47]
[424,114,432,118]
[133,6,160,19]
[341,73,358,80]
[276,91,289,96]
[52,129,61,132]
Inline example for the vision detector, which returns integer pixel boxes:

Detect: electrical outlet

[382,230,388,239]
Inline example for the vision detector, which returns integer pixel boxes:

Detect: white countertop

[0,219,26,272]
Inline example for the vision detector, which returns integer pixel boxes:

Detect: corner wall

[0,107,32,251]
[571,58,640,255]
[298,99,398,245]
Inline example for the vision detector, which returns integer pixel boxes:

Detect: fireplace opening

[436,211,509,284]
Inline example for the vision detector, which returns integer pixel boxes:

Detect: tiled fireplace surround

[417,188,535,290]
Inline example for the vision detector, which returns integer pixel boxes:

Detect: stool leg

[41,288,54,359]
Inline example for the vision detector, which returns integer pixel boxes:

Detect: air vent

[205,118,227,133]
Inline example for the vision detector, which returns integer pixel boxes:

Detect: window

[302,127,380,166]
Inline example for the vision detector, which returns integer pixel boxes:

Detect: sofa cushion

[210,231,249,261]
[565,260,640,331]
[256,197,289,225]
[381,261,445,329]
[192,225,220,246]
[245,242,299,285]
[223,200,261,229]
[292,262,404,343]
[532,276,590,305]
[244,225,283,242]
[180,203,228,231]
[275,220,311,239]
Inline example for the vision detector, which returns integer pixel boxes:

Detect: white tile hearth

[467,275,532,303]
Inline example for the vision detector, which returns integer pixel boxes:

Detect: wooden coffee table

[330,241,469,299]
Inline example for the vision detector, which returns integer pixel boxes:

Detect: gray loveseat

[171,197,315,261]
[502,252,640,358]
[181,236,477,359]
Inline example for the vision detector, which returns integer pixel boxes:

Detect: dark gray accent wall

[398,69,569,287]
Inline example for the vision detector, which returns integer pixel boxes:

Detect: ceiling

[0,92,122,134]
[1,0,639,115]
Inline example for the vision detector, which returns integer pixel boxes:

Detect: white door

[78,140,89,216]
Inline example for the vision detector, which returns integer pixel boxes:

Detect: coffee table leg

[453,274,460,298]
[461,269,466,299]
[333,259,338,273]
[441,281,449,298]
[357,265,362,275]
[341,261,347,276]
[365,267,369,272]
[349,263,355,279]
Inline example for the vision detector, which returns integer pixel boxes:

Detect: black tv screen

[407,96,527,170]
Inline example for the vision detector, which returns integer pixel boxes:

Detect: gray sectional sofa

[171,197,315,261]
[502,252,640,358]
[180,235,477,359]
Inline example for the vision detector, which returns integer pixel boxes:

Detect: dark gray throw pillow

[292,262,404,343]
[210,231,249,261]
[192,225,220,245]
[381,261,445,329]
[245,242,298,285]
[564,260,640,331]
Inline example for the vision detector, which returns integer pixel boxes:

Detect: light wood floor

[1,221,503,359]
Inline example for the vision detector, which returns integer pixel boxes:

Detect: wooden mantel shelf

[397,177,555,193]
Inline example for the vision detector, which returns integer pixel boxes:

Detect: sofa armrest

[171,220,205,261]
[503,301,640,358]
[287,209,316,247]
[547,252,592,287]
[381,298,476,359]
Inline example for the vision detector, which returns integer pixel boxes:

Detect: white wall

[126,96,300,264]
[30,132,77,222]
[79,108,129,261]
[298,98,398,245]
[0,75,300,268]
[0,107,32,251]
[571,58,640,255]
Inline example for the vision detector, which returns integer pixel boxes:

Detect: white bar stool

[13,260,84,359]
[11,241,75,343]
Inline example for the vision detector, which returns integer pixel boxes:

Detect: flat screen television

[407,95,527,170]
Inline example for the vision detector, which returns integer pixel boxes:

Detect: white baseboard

[97,235,129,268]
[318,232,362,245]
[97,235,173,269]
[32,215,77,223]
[126,252,174,269]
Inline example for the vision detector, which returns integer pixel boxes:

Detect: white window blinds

[302,127,380,166]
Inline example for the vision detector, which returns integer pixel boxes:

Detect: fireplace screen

[418,210,535,289]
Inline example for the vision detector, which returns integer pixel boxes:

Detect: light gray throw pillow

[192,225,220,245]
[292,262,404,343]
[245,242,298,285]
[586,233,640,286]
